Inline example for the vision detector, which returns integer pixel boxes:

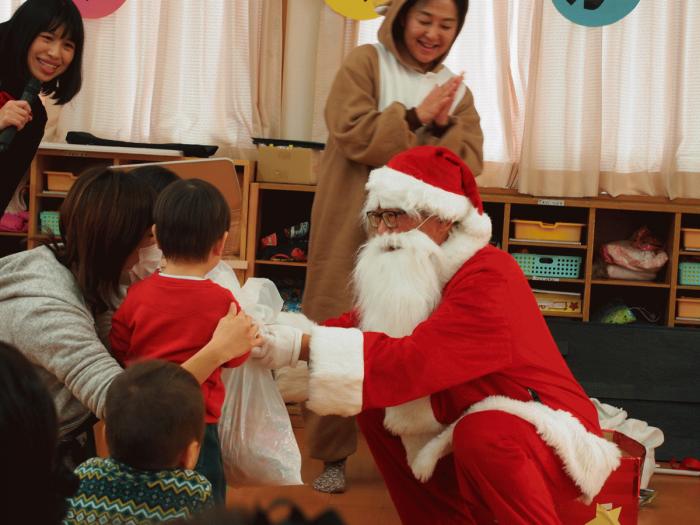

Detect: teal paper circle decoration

[552,0,641,27]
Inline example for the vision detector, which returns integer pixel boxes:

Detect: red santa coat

[304,244,620,503]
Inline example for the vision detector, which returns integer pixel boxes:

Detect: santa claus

[254,145,620,525]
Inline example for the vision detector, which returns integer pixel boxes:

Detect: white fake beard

[353,229,448,337]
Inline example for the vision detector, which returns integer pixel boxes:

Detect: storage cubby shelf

[244,185,699,328]
[509,240,587,250]
[254,260,308,268]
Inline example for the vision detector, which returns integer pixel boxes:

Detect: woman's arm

[182,304,263,383]
[325,45,419,167]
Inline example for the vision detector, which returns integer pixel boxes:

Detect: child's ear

[179,439,201,470]
[211,231,229,257]
[151,224,161,248]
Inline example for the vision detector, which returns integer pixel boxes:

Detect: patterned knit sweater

[63,458,212,524]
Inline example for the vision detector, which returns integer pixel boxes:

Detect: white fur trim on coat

[275,311,317,333]
[364,167,469,222]
[384,397,448,470]
[409,396,621,504]
[439,218,492,278]
[307,326,364,417]
[384,397,444,436]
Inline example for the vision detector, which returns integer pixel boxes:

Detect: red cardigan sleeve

[109,296,134,365]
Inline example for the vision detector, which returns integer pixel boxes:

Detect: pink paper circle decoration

[72,0,127,19]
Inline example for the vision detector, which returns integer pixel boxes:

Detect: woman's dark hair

[52,167,156,314]
[106,360,205,471]
[0,0,84,103]
[393,0,469,55]
[154,178,231,262]
[0,341,78,524]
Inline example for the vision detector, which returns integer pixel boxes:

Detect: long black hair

[0,0,84,103]
[0,341,78,524]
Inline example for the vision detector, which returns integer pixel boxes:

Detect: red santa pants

[357,408,581,525]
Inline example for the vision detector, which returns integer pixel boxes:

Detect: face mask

[128,243,163,283]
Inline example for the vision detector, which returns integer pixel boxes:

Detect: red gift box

[558,430,644,525]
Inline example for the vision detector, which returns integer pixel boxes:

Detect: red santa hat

[364,146,486,225]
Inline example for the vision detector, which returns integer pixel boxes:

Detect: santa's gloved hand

[251,324,303,369]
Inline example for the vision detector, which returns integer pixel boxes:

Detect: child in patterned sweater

[64,361,213,524]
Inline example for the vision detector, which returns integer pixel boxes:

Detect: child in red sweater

[110,178,261,504]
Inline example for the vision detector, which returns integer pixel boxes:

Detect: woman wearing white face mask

[128,243,163,282]
[0,166,255,468]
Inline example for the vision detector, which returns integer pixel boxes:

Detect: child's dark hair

[131,164,181,194]
[106,360,205,471]
[0,0,84,104]
[0,341,78,524]
[154,178,230,262]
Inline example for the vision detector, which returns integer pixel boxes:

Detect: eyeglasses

[366,210,407,229]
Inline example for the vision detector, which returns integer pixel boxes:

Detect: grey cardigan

[0,246,122,436]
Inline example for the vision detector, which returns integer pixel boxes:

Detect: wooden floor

[228,426,700,525]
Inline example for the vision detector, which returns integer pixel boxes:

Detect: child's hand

[211,304,262,362]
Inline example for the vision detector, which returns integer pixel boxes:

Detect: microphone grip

[0,77,41,153]
[0,127,17,153]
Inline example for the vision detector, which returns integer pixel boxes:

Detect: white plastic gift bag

[218,361,302,486]
[207,264,302,486]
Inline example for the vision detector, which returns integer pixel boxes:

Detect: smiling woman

[27,27,76,83]
[0,0,84,215]
[397,0,464,71]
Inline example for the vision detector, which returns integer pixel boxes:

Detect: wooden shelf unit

[482,189,700,327]
[8,145,254,283]
[244,183,700,328]
[25,143,186,251]
[245,181,315,282]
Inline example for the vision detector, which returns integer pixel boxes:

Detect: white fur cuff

[307,326,364,417]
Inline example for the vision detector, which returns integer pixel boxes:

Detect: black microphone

[0,77,42,153]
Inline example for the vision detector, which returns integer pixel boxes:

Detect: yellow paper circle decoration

[324,0,383,21]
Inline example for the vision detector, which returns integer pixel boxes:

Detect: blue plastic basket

[39,211,60,236]
[678,262,700,286]
[512,253,582,279]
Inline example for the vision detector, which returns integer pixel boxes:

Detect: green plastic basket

[679,262,700,286]
[39,211,61,236]
[512,253,582,279]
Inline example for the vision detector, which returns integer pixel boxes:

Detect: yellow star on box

[585,504,622,525]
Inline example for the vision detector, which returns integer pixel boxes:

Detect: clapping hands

[415,73,464,127]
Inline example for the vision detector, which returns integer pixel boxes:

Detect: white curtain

[2,0,261,158]
[310,4,357,143]
[358,0,700,199]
